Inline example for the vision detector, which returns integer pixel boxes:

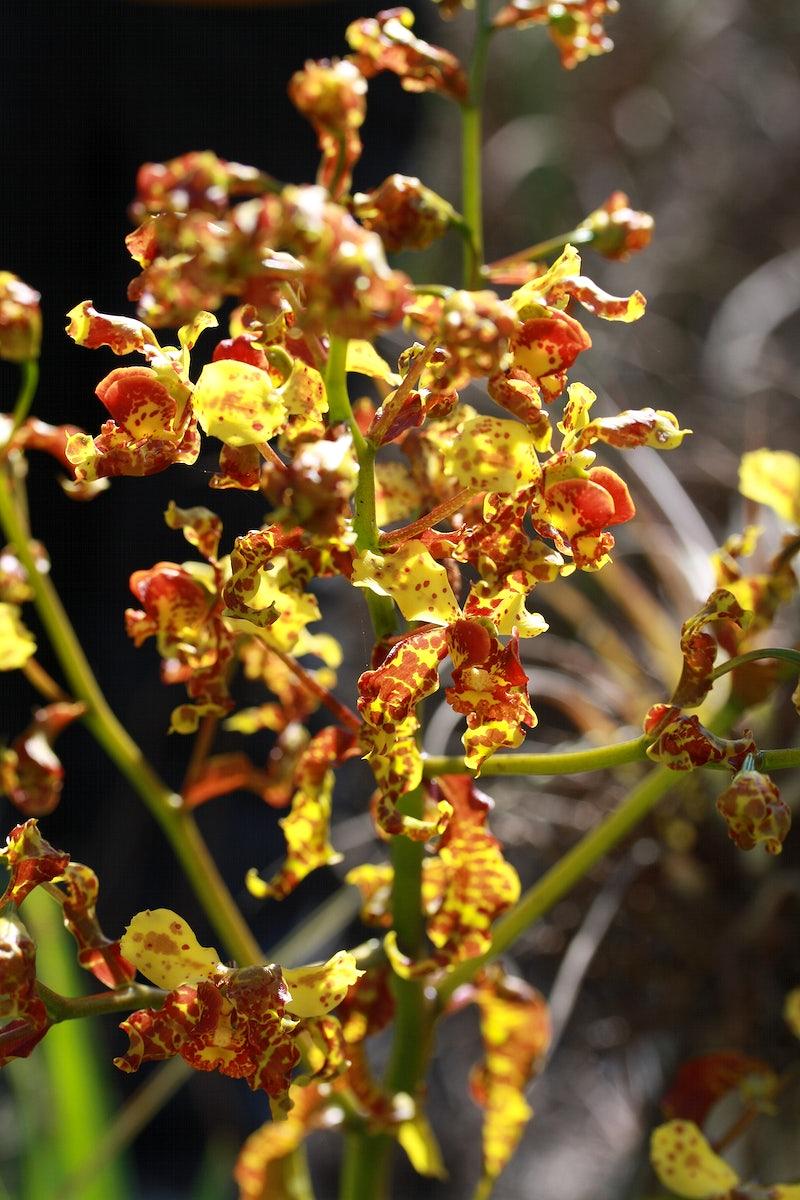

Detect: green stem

[2,359,39,447]
[485,225,594,275]
[0,467,261,969]
[461,0,493,288]
[436,704,741,1005]
[330,337,431,1200]
[37,982,166,1023]
[437,764,676,1004]
[710,647,800,681]
[423,734,650,778]
[340,792,429,1200]
[757,747,800,771]
[327,335,396,640]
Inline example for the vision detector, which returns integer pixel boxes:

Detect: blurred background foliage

[1,1,799,1197]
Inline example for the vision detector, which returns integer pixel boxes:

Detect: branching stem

[0,465,262,970]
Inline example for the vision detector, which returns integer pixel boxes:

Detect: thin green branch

[710,647,800,681]
[461,0,494,288]
[424,736,800,779]
[37,981,167,1024]
[423,734,651,778]
[485,225,594,275]
[437,764,677,1004]
[327,335,396,640]
[1,359,39,448]
[436,705,743,1004]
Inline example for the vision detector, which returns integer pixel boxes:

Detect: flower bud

[0,273,41,362]
[716,768,791,854]
[579,192,654,260]
[353,174,455,253]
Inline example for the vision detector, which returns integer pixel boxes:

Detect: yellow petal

[346,339,401,385]
[282,950,363,1018]
[784,987,800,1039]
[739,449,800,524]
[353,540,461,626]
[193,359,286,447]
[0,602,36,671]
[445,416,540,495]
[650,1120,739,1199]
[120,908,220,988]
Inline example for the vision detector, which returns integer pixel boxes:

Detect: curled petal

[0,701,85,817]
[114,985,198,1072]
[362,723,451,841]
[487,369,552,450]
[672,589,751,708]
[353,174,456,253]
[510,312,591,400]
[554,275,646,322]
[644,704,755,772]
[565,406,690,453]
[131,151,274,220]
[288,59,367,198]
[447,622,536,772]
[494,0,618,70]
[464,573,548,639]
[65,417,201,481]
[346,7,468,102]
[578,191,654,260]
[210,442,262,491]
[358,626,448,728]
[95,366,177,439]
[246,733,347,901]
[57,862,137,988]
[468,968,551,1189]
[0,819,70,907]
[164,500,222,563]
[65,301,159,356]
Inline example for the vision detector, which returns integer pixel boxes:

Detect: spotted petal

[445,416,540,495]
[469,968,551,1191]
[672,589,751,708]
[650,1121,739,1199]
[282,951,363,1019]
[193,359,287,447]
[353,541,461,626]
[120,909,220,989]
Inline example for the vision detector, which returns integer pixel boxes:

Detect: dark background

[2,1,800,1197]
